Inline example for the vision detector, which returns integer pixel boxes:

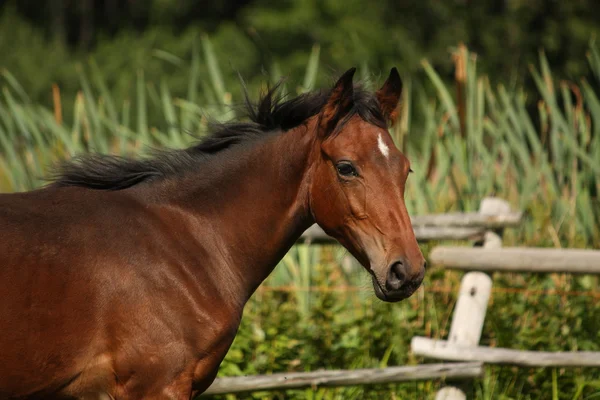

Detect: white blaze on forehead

[377,133,390,158]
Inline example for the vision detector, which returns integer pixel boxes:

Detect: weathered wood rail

[299,210,523,243]
[429,247,600,274]
[201,362,483,396]
[411,338,600,367]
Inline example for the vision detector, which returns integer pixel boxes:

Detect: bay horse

[0,67,425,399]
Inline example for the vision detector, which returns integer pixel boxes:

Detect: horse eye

[336,162,358,177]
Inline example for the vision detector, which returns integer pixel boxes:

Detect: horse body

[0,68,426,399]
[1,125,314,399]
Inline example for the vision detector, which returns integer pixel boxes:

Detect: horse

[0,67,426,399]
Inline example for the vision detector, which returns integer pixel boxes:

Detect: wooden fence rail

[201,362,484,396]
[430,247,600,274]
[299,210,523,243]
[411,338,600,367]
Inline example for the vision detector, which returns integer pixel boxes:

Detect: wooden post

[434,272,491,400]
[434,197,509,400]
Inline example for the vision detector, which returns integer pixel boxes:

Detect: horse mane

[49,80,387,191]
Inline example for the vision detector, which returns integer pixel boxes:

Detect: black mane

[50,82,387,190]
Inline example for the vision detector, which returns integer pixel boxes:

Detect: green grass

[1,36,599,399]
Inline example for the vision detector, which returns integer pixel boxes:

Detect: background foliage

[2,0,600,117]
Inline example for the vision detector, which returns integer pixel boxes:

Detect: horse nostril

[386,261,406,291]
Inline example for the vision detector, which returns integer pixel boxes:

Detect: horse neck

[140,121,318,307]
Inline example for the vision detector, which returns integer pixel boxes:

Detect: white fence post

[434,197,509,400]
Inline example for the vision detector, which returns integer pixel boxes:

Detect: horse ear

[376,67,403,125]
[319,67,356,137]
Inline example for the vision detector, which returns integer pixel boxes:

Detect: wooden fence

[410,197,600,400]
[203,197,599,398]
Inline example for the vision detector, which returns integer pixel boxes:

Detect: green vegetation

[2,0,600,119]
[1,35,598,246]
[1,31,599,399]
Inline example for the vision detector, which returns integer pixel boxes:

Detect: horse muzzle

[372,258,426,302]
